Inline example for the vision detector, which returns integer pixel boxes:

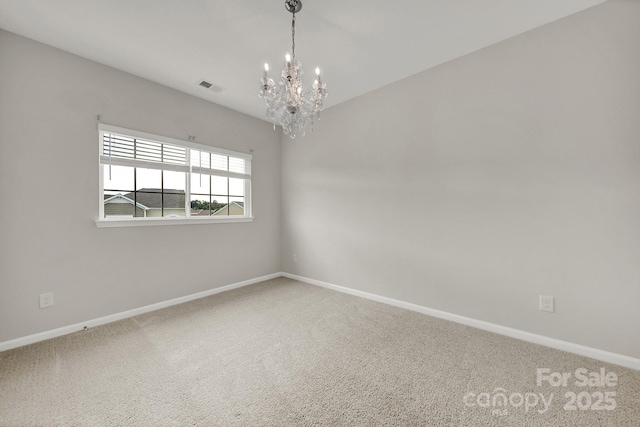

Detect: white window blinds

[103,133,187,165]
[99,124,251,179]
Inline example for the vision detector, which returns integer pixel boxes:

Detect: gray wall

[0,30,282,342]
[281,1,640,359]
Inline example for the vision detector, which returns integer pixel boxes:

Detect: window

[97,124,252,227]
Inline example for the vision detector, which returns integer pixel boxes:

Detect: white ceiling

[0,0,606,121]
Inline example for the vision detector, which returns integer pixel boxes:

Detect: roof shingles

[111,188,185,209]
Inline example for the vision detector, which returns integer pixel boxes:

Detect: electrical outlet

[292,254,298,263]
[539,295,554,313]
[40,292,54,309]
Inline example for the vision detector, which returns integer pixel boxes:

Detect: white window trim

[95,216,253,228]
[96,124,253,227]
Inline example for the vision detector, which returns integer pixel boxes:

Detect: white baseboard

[281,272,640,371]
[4,271,639,371]
[0,272,281,352]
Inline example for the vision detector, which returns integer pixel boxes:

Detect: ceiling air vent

[198,80,225,93]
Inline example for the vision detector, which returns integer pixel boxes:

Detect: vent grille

[198,80,225,92]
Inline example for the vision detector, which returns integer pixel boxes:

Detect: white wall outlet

[539,295,554,313]
[292,254,298,263]
[39,292,54,309]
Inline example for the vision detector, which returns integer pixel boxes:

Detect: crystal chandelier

[259,0,328,139]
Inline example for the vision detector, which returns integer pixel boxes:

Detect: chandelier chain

[291,12,296,59]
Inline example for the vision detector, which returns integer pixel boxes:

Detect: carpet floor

[1,277,638,426]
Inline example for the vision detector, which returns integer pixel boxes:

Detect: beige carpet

[1,277,638,426]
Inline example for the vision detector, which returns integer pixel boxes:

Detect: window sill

[95,216,254,228]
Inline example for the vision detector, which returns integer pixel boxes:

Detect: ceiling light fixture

[259,0,328,139]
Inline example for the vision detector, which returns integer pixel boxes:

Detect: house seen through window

[99,124,251,221]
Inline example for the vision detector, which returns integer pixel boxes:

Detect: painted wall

[0,30,281,342]
[281,1,640,359]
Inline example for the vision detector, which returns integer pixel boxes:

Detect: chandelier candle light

[259,0,328,139]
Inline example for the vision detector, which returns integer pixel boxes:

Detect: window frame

[96,124,252,228]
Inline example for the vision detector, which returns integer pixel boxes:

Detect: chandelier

[259,0,328,139]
